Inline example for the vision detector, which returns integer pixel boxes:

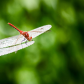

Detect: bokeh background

[0,0,84,84]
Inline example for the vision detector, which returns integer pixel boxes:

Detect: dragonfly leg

[25,40,28,45]
[25,39,33,45]
[21,38,26,44]
[14,34,22,53]
[21,38,27,48]
[15,34,22,45]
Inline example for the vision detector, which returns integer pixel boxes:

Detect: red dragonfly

[8,23,33,41]
[0,23,52,56]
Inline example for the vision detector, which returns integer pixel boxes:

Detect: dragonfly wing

[0,41,34,56]
[28,25,52,38]
[0,35,24,48]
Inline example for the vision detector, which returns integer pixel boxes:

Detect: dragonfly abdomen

[8,23,22,34]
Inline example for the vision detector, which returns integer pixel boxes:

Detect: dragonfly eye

[28,36,32,41]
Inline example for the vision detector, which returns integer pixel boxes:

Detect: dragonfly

[0,23,52,56]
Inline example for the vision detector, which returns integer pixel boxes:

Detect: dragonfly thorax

[22,32,32,41]
[22,32,29,37]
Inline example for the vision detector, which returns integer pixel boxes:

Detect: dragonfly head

[28,36,32,41]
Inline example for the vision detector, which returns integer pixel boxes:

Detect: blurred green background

[0,0,84,84]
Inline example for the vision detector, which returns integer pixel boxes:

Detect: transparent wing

[0,35,24,48]
[0,41,34,56]
[28,25,52,38]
